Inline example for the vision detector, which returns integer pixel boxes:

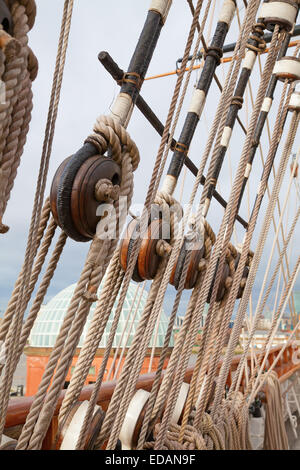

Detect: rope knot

[95,178,120,202]
[86,115,140,170]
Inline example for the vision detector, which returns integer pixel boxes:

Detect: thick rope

[0,0,37,232]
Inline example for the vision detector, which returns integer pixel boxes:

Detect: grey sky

[0,0,299,317]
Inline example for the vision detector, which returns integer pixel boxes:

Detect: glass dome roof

[29,281,173,349]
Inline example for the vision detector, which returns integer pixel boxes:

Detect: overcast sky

[0,0,299,317]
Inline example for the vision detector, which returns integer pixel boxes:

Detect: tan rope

[220,109,300,414]
[0,0,37,232]
[263,372,289,450]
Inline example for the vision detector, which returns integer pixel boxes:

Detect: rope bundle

[0,0,37,233]
[263,372,289,450]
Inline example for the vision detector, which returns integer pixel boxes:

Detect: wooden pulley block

[50,144,121,242]
[138,218,171,280]
[169,240,205,290]
[119,209,171,282]
[119,218,144,282]
[207,260,230,303]
[54,400,105,450]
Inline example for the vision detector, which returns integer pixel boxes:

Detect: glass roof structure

[29,281,173,349]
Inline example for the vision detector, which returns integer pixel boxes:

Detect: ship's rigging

[0,0,300,451]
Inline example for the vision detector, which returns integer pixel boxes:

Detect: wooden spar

[98,51,248,229]
[236,30,294,212]
[52,1,173,242]
[4,344,299,447]
[162,0,237,195]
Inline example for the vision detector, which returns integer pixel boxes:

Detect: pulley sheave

[50,144,121,242]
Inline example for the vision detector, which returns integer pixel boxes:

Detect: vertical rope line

[94,0,207,449]
[189,27,281,424]
[212,100,298,422]
[226,113,299,401]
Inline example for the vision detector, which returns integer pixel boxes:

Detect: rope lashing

[0,0,38,233]
[51,115,139,243]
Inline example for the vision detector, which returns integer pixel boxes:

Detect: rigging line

[203,30,289,422]
[257,50,300,322]
[294,176,300,200]
[147,307,164,374]
[144,40,300,81]
[271,262,284,331]
[243,316,258,369]
[105,281,142,382]
[98,52,248,229]
[225,139,300,409]
[97,0,209,450]
[232,203,300,401]
[112,283,146,381]
[249,256,300,402]
[0,0,75,444]
[157,1,263,439]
